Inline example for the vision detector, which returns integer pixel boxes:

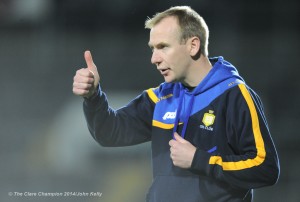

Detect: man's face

[148,16,191,84]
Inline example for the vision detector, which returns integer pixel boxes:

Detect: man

[73,6,279,202]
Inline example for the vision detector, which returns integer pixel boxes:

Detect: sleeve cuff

[84,83,102,100]
[190,148,212,176]
[83,83,104,106]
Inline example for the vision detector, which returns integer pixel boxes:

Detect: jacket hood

[190,56,244,95]
[173,56,244,139]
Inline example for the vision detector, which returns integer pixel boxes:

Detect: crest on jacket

[202,110,215,127]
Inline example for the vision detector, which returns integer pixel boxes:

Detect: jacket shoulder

[146,82,177,104]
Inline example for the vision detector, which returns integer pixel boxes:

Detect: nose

[151,50,162,66]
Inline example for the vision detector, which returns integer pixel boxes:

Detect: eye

[157,44,168,50]
[148,43,168,52]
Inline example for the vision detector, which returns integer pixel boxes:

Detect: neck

[182,54,212,87]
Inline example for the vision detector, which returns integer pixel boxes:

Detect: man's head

[146,6,210,86]
[145,6,209,57]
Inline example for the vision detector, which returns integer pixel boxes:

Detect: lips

[158,68,170,76]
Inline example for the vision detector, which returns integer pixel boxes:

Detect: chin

[164,77,175,83]
[164,78,179,84]
[164,80,174,83]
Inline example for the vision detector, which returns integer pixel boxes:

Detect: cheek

[169,49,185,64]
[173,52,189,69]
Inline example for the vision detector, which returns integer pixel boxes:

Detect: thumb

[84,50,95,70]
[174,132,186,143]
[84,50,100,86]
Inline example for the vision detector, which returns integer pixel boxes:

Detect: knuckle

[76,69,82,74]
[73,88,79,95]
[88,77,94,84]
[84,83,92,90]
[73,74,79,81]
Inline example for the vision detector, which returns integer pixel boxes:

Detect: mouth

[158,68,170,76]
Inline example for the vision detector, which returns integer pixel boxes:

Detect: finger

[169,139,175,147]
[174,132,186,143]
[89,69,95,77]
[73,88,89,96]
[74,74,93,84]
[83,51,100,86]
[84,50,94,69]
[73,82,92,90]
[76,68,94,78]
[170,149,176,158]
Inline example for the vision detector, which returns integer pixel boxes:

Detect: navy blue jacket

[83,57,280,202]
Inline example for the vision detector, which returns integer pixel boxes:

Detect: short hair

[145,6,209,56]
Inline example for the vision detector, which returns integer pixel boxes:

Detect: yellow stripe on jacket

[209,84,266,170]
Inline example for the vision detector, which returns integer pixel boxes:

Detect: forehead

[148,16,181,46]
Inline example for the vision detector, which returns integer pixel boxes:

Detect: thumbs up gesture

[73,50,100,98]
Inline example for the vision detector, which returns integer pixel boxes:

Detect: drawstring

[172,84,195,139]
[172,85,184,139]
[181,95,194,138]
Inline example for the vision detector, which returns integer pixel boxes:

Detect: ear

[189,37,201,57]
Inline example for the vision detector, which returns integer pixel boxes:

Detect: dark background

[0,0,299,201]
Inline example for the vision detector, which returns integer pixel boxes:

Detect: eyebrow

[148,42,169,49]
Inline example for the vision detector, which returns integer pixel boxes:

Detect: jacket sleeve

[83,85,154,147]
[191,84,280,189]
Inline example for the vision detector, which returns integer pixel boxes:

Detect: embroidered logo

[162,110,177,120]
[202,110,215,126]
[200,110,215,131]
[228,81,235,87]
[158,94,173,101]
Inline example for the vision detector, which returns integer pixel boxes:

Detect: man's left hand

[169,132,197,169]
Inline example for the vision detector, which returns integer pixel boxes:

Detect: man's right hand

[73,50,100,98]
